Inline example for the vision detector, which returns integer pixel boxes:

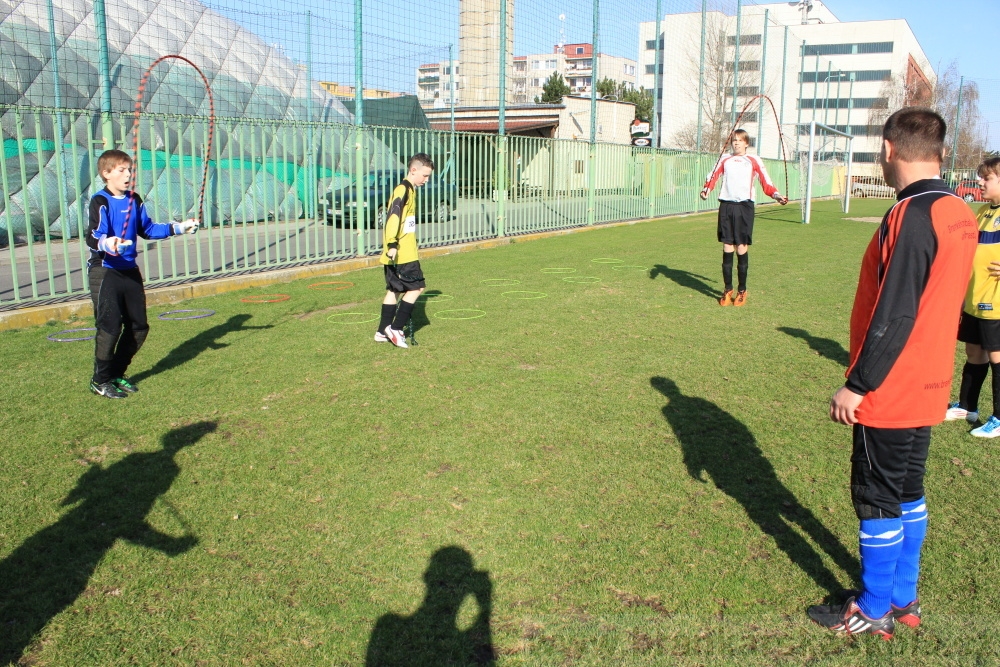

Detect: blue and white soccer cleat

[970,415,1000,438]
[945,402,978,423]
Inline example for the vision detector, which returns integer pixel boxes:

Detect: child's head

[731,130,749,154]
[98,149,133,194]
[977,157,1000,204]
[407,153,435,187]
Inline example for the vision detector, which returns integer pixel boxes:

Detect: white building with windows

[417,43,636,109]
[638,1,934,172]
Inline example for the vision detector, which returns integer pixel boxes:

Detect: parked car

[324,170,456,227]
[954,180,985,204]
[851,176,895,199]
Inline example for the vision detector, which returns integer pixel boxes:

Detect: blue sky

[208,0,998,148]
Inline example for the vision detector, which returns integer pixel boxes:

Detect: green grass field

[2,199,997,666]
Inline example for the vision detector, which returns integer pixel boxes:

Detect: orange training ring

[241,294,291,303]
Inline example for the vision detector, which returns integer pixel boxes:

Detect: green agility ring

[433,309,486,320]
[562,276,601,284]
[501,291,547,299]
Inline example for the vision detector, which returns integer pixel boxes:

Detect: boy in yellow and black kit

[376,153,435,348]
[946,157,1000,435]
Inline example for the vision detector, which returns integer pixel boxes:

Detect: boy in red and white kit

[701,129,787,306]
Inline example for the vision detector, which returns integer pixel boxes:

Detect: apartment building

[638,1,933,170]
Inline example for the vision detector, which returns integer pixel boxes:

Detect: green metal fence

[0,104,822,308]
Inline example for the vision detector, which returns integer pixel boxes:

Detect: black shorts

[717,200,755,245]
[850,424,930,520]
[957,311,1000,351]
[384,261,425,293]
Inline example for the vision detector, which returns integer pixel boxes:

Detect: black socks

[959,361,990,412]
[991,361,1000,417]
[392,299,416,331]
[737,252,749,292]
[378,303,396,333]
[722,251,734,291]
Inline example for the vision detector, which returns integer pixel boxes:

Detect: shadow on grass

[754,205,803,225]
[130,314,272,384]
[777,327,850,367]
[365,546,495,666]
[650,377,857,594]
[648,264,721,299]
[0,422,215,665]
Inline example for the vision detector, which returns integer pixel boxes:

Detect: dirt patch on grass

[845,217,882,223]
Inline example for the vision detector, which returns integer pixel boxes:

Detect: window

[737,112,758,122]
[576,47,584,55]
[625,64,635,76]
[725,61,760,72]
[531,60,541,70]
[797,124,883,136]
[737,86,759,97]
[852,152,879,163]
[802,42,893,56]
[800,70,891,83]
[798,97,888,110]
[727,34,762,46]
[645,64,663,74]
[645,37,664,50]
[545,59,557,68]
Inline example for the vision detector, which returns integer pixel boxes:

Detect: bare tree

[670,13,768,152]
[869,62,986,169]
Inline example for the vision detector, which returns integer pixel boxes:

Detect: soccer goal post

[802,120,855,225]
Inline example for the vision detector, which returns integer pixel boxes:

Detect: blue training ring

[158,309,216,321]
[47,327,97,342]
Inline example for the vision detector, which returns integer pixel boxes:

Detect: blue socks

[856,517,904,618]
[892,497,928,609]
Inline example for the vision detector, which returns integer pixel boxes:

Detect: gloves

[173,219,199,235]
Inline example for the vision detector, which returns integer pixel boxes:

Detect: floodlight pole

[757,9,768,155]
[587,0,599,226]
[497,0,508,237]
[695,0,707,155]
[652,0,662,148]
[779,26,788,160]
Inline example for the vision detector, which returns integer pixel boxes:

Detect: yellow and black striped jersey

[963,203,1000,319]
[380,180,418,266]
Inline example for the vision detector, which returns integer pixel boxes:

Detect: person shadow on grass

[0,422,215,665]
[648,264,721,299]
[650,377,857,594]
[365,546,495,666]
[130,314,271,384]
[776,327,850,367]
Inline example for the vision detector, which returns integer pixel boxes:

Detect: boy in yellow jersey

[946,157,1000,435]
[375,153,435,348]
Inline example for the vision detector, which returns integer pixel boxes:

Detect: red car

[955,180,985,204]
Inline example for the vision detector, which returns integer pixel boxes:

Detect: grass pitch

[1,199,997,666]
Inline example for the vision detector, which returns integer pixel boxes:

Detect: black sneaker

[807,596,894,640]
[112,376,139,394]
[90,380,128,399]
[891,599,921,628]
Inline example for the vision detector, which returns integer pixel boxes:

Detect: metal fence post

[757,9,768,155]
[730,0,742,129]
[779,26,788,160]
[695,0,706,155]
[353,0,365,256]
[587,0,599,226]
[950,76,964,179]
[305,10,315,220]
[93,0,115,147]
[652,0,662,147]
[496,0,508,237]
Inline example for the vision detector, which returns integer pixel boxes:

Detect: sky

[205,0,998,149]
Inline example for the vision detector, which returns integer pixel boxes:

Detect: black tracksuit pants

[93,268,149,384]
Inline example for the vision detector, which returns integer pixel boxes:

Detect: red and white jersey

[704,153,780,203]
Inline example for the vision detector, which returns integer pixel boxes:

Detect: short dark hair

[408,153,435,171]
[97,149,132,181]
[978,157,1000,180]
[732,129,750,143]
[882,107,947,163]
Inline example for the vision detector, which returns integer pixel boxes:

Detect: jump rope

[702,94,790,201]
[121,54,216,240]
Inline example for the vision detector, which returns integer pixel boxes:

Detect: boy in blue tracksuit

[86,149,198,398]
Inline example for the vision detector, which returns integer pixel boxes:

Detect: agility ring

[327,313,378,324]
[157,309,216,321]
[541,268,576,274]
[611,265,650,271]
[416,293,455,302]
[562,276,601,284]
[501,290,547,300]
[47,327,97,342]
[481,279,521,287]
[591,258,624,264]
[308,281,354,291]
[241,294,290,303]
[433,309,486,320]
